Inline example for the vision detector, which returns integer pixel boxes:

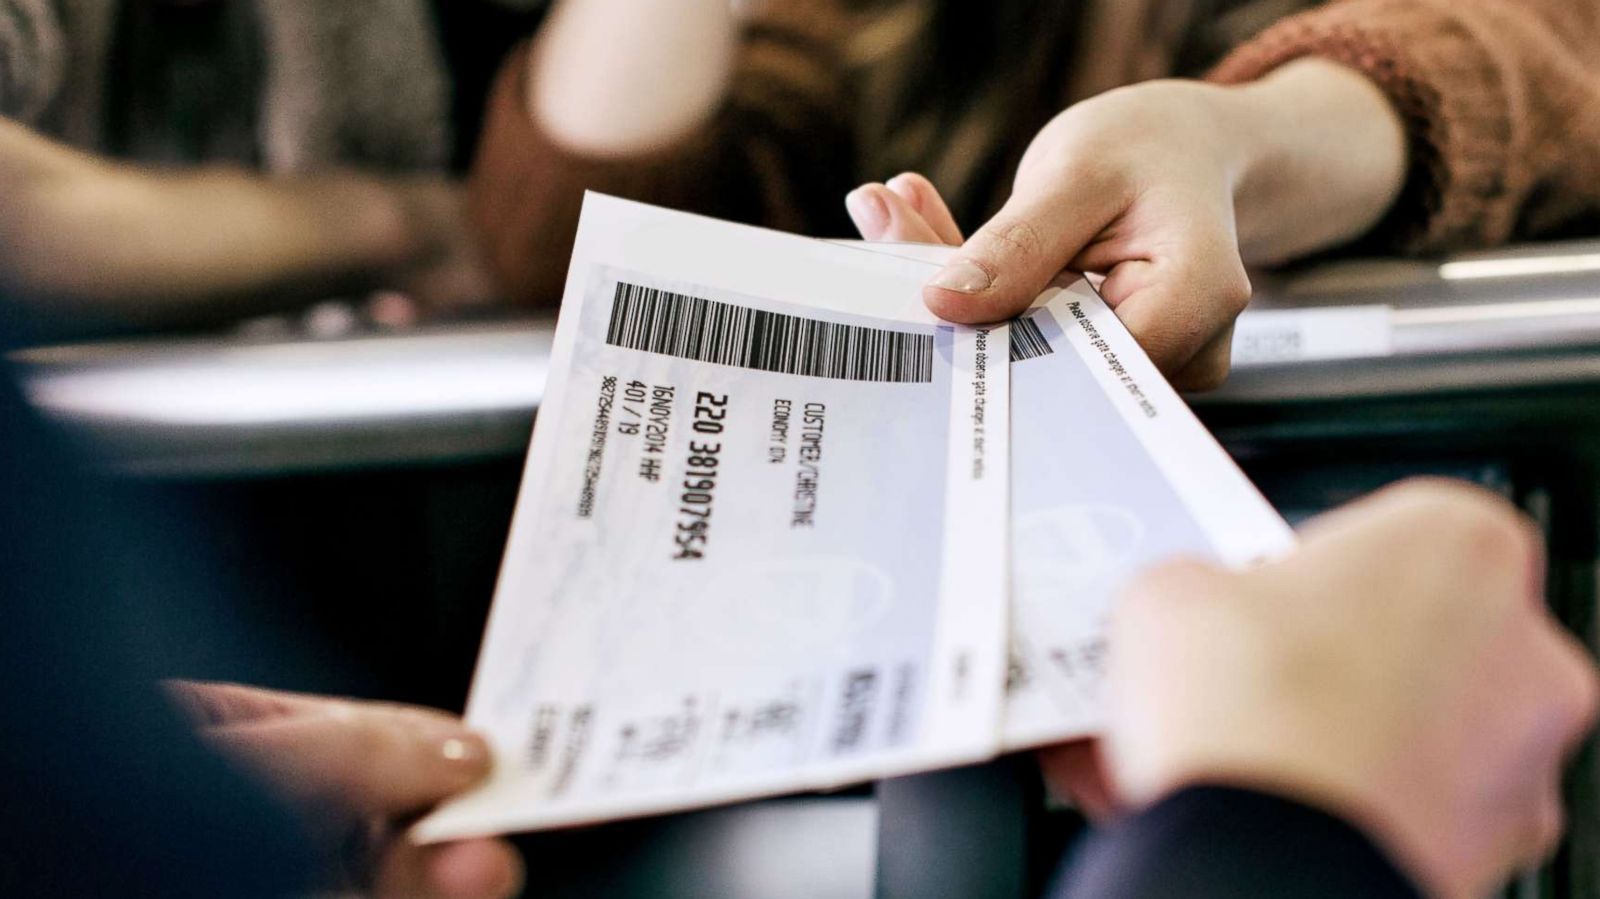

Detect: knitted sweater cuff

[1208,1,1518,254]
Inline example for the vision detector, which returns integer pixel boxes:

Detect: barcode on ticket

[606,282,934,383]
[1010,316,1054,362]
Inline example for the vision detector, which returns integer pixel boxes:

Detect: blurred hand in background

[1105,480,1597,898]
[168,681,522,899]
[0,118,494,335]
[529,0,738,157]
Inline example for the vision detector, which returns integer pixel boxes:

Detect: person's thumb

[203,703,492,818]
[923,192,1108,324]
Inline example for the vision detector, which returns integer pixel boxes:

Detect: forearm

[1220,59,1408,265]
[529,0,737,157]
[472,0,854,306]
[1212,0,1600,254]
[0,121,445,328]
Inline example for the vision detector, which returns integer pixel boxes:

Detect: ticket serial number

[673,391,730,561]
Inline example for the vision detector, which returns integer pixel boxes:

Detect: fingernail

[928,260,992,294]
[845,187,889,236]
[439,733,490,768]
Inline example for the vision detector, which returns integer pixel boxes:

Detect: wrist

[1216,59,1407,264]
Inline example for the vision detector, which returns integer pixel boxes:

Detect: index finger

[924,184,1123,324]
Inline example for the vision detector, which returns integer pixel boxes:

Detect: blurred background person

[0,0,553,337]
[472,0,1600,388]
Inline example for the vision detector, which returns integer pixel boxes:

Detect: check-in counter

[17,242,1600,475]
[12,240,1600,899]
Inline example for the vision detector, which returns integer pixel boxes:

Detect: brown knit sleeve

[467,2,855,307]
[1209,0,1600,255]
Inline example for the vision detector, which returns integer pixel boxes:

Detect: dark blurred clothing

[1056,786,1421,899]
[0,331,317,895]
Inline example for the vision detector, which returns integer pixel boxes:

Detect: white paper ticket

[852,242,1295,749]
[1000,279,1293,747]
[416,197,1010,840]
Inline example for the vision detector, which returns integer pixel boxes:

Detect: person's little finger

[848,184,945,244]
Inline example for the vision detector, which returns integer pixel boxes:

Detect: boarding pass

[417,195,1010,839]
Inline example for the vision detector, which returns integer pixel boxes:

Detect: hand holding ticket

[417,196,1288,841]
[832,240,1294,748]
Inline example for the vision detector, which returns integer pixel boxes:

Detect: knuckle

[1381,478,1488,512]
[983,216,1047,261]
[1460,505,1541,572]
[1559,647,1600,734]
[1220,266,1253,315]
[1383,480,1528,555]
[1358,481,1547,588]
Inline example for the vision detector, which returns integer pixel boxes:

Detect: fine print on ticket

[1000,279,1293,747]
[847,241,1296,749]
[416,195,1010,841]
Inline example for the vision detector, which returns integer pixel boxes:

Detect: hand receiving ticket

[417,195,1010,840]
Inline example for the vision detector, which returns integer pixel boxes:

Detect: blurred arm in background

[472,0,1600,386]
[0,117,490,335]
[851,0,1600,389]
[469,0,856,306]
[0,0,502,337]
